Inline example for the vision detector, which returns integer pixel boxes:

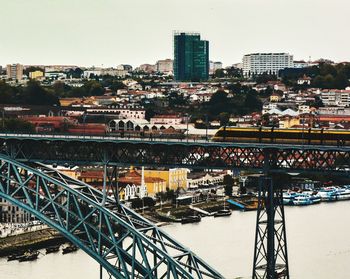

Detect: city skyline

[1,0,349,68]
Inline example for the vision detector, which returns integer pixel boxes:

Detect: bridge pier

[252,176,289,279]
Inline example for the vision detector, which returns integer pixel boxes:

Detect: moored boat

[62,245,78,254]
[18,250,39,262]
[46,245,60,254]
[318,187,338,201]
[335,187,350,200]
[7,252,25,262]
[293,194,313,206]
[283,192,298,205]
[214,209,232,217]
[181,215,201,224]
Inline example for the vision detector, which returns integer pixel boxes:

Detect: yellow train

[212,127,349,146]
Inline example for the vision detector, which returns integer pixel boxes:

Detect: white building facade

[321,90,350,107]
[0,197,31,223]
[243,53,294,77]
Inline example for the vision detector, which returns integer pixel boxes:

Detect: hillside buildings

[242,53,293,77]
[29,70,44,80]
[173,32,209,81]
[321,90,350,107]
[156,59,173,73]
[209,61,223,74]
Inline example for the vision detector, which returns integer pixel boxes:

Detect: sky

[1,0,349,68]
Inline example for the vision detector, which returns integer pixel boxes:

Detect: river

[1,201,350,279]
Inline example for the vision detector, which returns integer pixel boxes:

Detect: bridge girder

[1,137,350,172]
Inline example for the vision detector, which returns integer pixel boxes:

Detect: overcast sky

[1,0,349,67]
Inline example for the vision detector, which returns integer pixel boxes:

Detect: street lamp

[185,113,191,142]
[83,113,87,138]
[205,114,208,141]
[1,108,4,129]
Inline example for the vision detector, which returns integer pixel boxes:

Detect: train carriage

[212,127,350,146]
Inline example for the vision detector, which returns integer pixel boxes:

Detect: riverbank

[0,196,255,256]
[0,228,66,257]
[149,197,257,222]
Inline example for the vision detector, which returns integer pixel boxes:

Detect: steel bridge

[1,133,350,279]
[0,155,223,279]
[1,133,350,172]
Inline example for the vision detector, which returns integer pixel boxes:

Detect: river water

[1,201,350,279]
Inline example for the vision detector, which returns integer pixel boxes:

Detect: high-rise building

[6,63,24,80]
[242,53,293,77]
[173,32,209,81]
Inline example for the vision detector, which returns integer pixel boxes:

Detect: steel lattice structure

[1,133,350,172]
[253,177,289,279]
[0,154,223,279]
[1,133,350,279]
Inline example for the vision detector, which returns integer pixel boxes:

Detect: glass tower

[173,32,209,81]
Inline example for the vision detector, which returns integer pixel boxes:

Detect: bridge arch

[0,155,223,279]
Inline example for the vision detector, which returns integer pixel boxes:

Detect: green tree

[0,118,35,133]
[23,80,59,106]
[143,197,156,207]
[131,198,143,209]
[219,112,230,126]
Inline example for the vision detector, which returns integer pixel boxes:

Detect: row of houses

[60,166,226,201]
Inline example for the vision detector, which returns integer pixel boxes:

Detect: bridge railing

[0,132,211,143]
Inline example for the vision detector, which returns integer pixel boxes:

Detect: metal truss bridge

[0,155,223,279]
[1,133,350,279]
[1,133,350,172]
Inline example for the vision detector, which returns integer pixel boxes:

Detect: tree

[143,197,156,207]
[23,80,59,106]
[244,90,262,111]
[219,112,230,126]
[131,198,143,209]
[0,118,35,133]
[223,174,234,197]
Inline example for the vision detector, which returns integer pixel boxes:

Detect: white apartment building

[243,53,294,77]
[0,197,31,223]
[150,115,182,125]
[45,72,67,80]
[87,108,146,119]
[321,90,350,107]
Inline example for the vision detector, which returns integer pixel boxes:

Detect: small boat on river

[214,209,232,217]
[18,250,39,262]
[7,252,25,262]
[181,215,201,224]
[46,245,60,254]
[62,245,78,254]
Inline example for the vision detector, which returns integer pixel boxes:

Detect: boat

[283,192,298,205]
[214,209,232,217]
[46,245,60,254]
[293,194,313,206]
[62,245,78,254]
[214,199,232,217]
[18,250,39,262]
[335,187,350,200]
[309,194,321,204]
[181,215,201,224]
[318,187,338,201]
[7,252,26,262]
